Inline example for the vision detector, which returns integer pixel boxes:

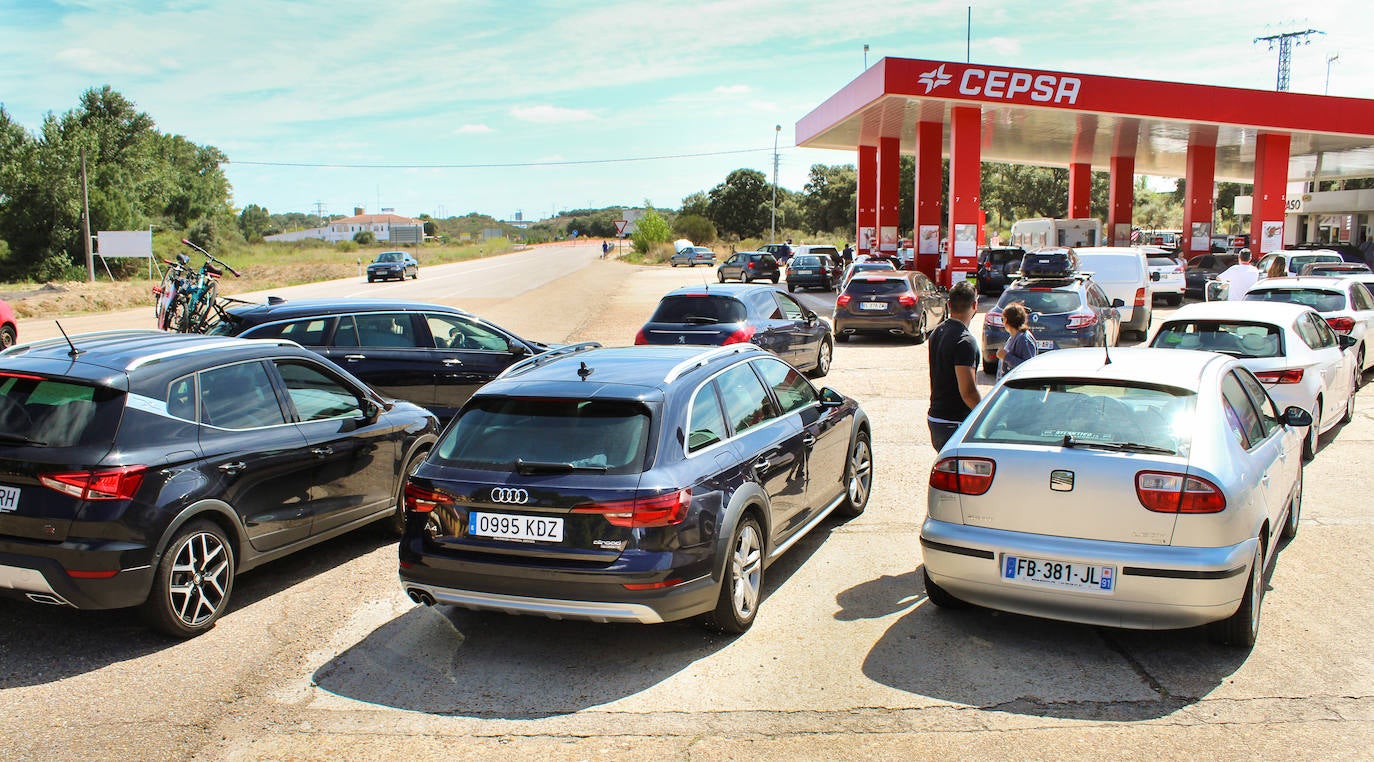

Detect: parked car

[833,272,947,343]
[0,331,439,637]
[398,344,872,633]
[920,347,1311,647]
[1243,276,1374,376]
[1143,249,1186,306]
[1285,242,1370,265]
[1074,246,1152,340]
[670,247,716,267]
[366,251,419,282]
[792,244,842,268]
[1255,250,1343,278]
[1185,253,1238,299]
[0,299,15,348]
[982,273,1122,376]
[975,246,1027,296]
[759,243,792,263]
[838,259,897,290]
[717,251,780,283]
[1151,301,1358,459]
[634,284,833,377]
[1298,262,1371,277]
[785,254,841,292]
[210,298,561,422]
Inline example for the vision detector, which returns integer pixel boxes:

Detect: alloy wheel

[848,438,872,508]
[167,531,231,627]
[730,523,763,620]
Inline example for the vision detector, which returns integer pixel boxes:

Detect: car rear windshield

[1148,257,1179,268]
[808,247,839,257]
[433,398,651,475]
[1246,288,1345,312]
[0,374,124,448]
[650,295,747,324]
[966,380,1196,455]
[791,256,824,268]
[1152,321,1283,358]
[998,288,1082,314]
[845,279,909,296]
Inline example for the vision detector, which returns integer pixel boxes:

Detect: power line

[227,146,779,170]
[1254,27,1324,91]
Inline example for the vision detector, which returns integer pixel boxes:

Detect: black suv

[975,246,1027,295]
[398,344,872,633]
[634,284,833,378]
[717,251,780,283]
[0,331,437,637]
[211,298,561,421]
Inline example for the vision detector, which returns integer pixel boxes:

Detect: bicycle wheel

[154,269,177,320]
[165,296,189,333]
[188,281,219,333]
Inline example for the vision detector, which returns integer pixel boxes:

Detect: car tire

[412,269,419,280]
[389,447,430,535]
[367,276,374,283]
[808,338,832,379]
[835,429,872,519]
[742,272,753,283]
[983,359,998,376]
[835,332,849,343]
[912,313,928,344]
[1167,294,1182,306]
[1207,540,1263,647]
[671,262,678,267]
[1281,465,1303,541]
[1303,399,1322,461]
[717,270,726,283]
[923,567,967,609]
[703,514,764,634]
[787,283,796,292]
[770,274,780,284]
[1343,370,1357,424]
[1356,350,1366,390]
[0,325,15,348]
[140,519,235,638]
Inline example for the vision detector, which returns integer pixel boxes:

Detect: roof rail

[0,329,160,357]
[496,341,603,380]
[126,337,300,370]
[663,344,754,384]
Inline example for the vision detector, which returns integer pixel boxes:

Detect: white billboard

[97,230,153,258]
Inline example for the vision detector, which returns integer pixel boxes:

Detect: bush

[672,214,717,244]
[33,253,85,282]
[630,208,672,254]
[353,231,376,245]
[335,240,358,253]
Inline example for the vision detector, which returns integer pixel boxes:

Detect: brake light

[1134,287,1147,307]
[573,488,692,528]
[1173,265,1185,273]
[633,328,648,345]
[1135,471,1227,513]
[929,457,996,496]
[0,372,43,381]
[985,311,1004,328]
[1326,316,1356,334]
[39,466,146,501]
[898,294,917,307]
[623,579,685,590]
[747,262,755,269]
[1254,368,1304,384]
[722,325,756,345]
[837,294,852,307]
[404,482,449,513]
[1066,311,1098,329]
[66,569,119,579]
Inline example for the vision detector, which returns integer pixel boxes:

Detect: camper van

[1010,218,1102,249]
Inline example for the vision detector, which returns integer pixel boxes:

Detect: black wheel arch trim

[713,483,771,581]
[150,499,249,572]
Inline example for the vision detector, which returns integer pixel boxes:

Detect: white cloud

[510,105,596,123]
[714,84,751,95]
[455,124,494,134]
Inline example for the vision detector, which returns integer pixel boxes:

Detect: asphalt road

[2,244,1371,760]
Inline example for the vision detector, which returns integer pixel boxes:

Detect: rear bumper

[920,518,1254,630]
[835,313,921,336]
[0,542,156,610]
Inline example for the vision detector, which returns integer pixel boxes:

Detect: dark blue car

[398,344,872,632]
[981,274,1123,375]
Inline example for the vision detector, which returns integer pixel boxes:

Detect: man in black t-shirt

[927,280,982,451]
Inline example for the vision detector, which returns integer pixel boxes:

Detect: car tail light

[66,569,119,579]
[1066,311,1098,329]
[985,311,1004,328]
[747,262,755,269]
[1135,471,1227,513]
[1173,264,1185,273]
[929,457,996,496]
[1326,316,1356,334]
[722,325,756,345]
[404,483,449,513]
[0,372,43,381]
[39,466,146,501]
[1254,368,1304,384]
[836,294,852,308]
[633,328,648,345]
[898,294,917,308]
[623,579,685,590]
[573,488,692,528]
[1134,287,1147,307]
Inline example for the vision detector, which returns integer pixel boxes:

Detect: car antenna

[577,361,594,380]
[1102,322,1112,366]
[55,320,83,358]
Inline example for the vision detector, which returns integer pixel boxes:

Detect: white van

[1010,218,1102,249]
[1075,246,1152,340]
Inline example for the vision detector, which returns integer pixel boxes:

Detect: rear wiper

[682,316,720,324]
[1061,435,1174,455]
[0,432,46,446]
[514,459,608,475]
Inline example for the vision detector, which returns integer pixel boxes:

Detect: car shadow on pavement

[837,565,1249,722]
[0,525,396,689]
[310,518,842,719]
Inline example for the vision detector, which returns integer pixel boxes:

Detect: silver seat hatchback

[919,347,1311,647]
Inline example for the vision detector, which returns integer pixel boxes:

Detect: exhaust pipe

[26,593,68,606]
[407,588,436,606]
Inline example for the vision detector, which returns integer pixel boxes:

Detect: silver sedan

[919,347,1311,647]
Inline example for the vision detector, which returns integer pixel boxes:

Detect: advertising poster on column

[879,226,898,252]
[918,225,939,254]
[954,224,977,257]
[1190,222,1211,251]
[858,227,875,252]
[1261,221,1284,253]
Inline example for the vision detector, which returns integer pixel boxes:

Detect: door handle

[801,435,817,447]
[442,358,463,366]
[343,354,365,361]
[218,461,246,475]
[753,458,771,471]
[312,446,334,458]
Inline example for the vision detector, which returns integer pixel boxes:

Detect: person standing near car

[927,280,982,450]
[1217,248,1261,300]
[842,242,854,266]
[995,302,1037,380]
[1265,255,1286,279]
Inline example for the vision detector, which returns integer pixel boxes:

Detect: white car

[1074,247,1152,340]
[920,347,1310,646]
[1142,248,1185,306]
[1244,276,1374,376]
[1151,300,1358,460]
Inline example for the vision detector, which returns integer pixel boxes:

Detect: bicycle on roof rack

[152,252,194,331]
[158,239,243,334]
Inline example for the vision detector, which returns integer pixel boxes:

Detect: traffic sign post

[614,219,629,236]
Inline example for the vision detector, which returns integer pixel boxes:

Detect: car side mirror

[819,387,845,408]
[509,341,530,357]
[1282,406,1313,428]
[359,398,382,422]
[1338,334,1357,351]
[1111,298,1125,308]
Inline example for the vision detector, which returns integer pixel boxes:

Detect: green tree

[353,230,376,245]
[708,168,770,238]
[630,206,672,253]
[802,163,858,235]
[679,191,710,218]
[672,214,716,244]
[239,204,271,242]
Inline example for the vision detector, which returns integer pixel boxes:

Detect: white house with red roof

[266,208,424,243]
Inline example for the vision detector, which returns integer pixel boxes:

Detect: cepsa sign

[917,63,1082,105]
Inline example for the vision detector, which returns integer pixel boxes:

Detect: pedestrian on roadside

[996,302,1037,380]
[1217,248,1261,300]
[781,238,793,261]
[601,241,610,259]
[927,280,982,451]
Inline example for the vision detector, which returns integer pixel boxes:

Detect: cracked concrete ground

[1,242,1371,760]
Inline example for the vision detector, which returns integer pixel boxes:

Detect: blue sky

[2,0,1370,221]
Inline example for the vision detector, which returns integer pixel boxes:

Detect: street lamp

[863,44,869,70]
[1325,52,1340,95]
[771,125,780,244]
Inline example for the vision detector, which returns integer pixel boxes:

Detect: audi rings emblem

[490,487,530,505]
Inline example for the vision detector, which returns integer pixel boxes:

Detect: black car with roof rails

[398,343,872,633]
[0,331,437,637]
[211,298,564,422]
[634,283,833,378]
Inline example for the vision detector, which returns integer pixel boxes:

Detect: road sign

[614,219,629,235]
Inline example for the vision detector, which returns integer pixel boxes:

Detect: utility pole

[80,148,94,282]
[771,125,781,244]
[1253,27,1323,91]
[1325,52,1340,95]
[863,44,869,70]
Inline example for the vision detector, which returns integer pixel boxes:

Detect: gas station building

[796,58,1374,286]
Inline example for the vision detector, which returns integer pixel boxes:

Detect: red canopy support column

[877,136,901,256]
[856,144,877,257]
[1068,163,1092,219]
[945,105,981,288]
[913,120,942,279]
[1251,132,1292,254]
[1182,127,1217,260]
[1107,156,1135,246]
